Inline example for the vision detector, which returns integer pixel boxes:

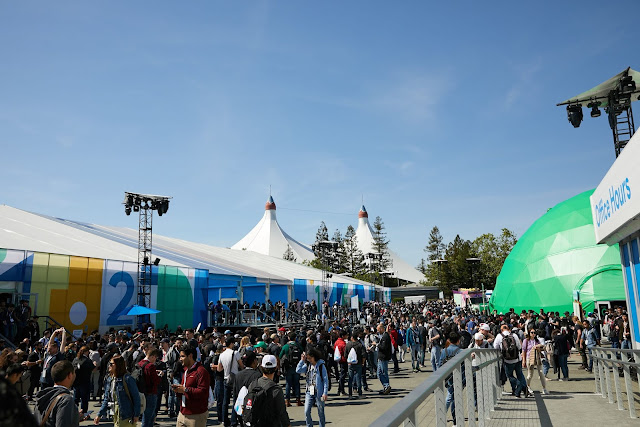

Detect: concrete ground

[28,351,638,426]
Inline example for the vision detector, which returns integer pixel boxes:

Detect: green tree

[471,228,518,289]
[371,216,392,271]
[343,225,366,276]
[424,226,445,261]
[417,258,428,275]
[330,229,345,273]
[441,235,473,294]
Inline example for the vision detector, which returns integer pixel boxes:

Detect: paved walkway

[34,352,637,426]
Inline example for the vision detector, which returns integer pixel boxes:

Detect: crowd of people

[0,297,633,427]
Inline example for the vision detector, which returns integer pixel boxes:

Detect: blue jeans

[215,378,224,422]
[304,392,325,427]
[348,364,363,396]
[610,337,620,348]
[142,393,157,427]
[586,346,594,371]
[285,369,301,400]
[377,359,390,389]
[621,339,631,349]
[431,346,442,372]
[541,359,550,376]
[410,345,421,370]
[557,354,569,379]
[504,361,527,396]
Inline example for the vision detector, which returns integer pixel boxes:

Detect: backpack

[131,360,150,394]
[285,342,302,369]
[242,379,278,427]
[501,334,519,360]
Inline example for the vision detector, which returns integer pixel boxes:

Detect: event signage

[591,131,640,245]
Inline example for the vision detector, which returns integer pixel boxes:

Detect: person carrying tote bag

[94,355,141,427]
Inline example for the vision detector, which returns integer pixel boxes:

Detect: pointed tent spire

[358,205,368,218]
[265,195,276,211]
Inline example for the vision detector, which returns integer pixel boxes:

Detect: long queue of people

[0,299,633,427]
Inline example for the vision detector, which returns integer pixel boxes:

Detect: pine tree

[343,225,366,276]
[417,258,428,275]
[282,244,297,262]
[425,226,445,261]
[331,229,345,273]
[312,221,331,265]
[371,216,392,272]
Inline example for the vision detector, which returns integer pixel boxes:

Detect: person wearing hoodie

[35,360,80,427]
[296,347,329,427]
[333,330,348,397]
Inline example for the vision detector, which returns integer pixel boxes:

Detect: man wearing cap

[218,337,244,426]
[247,355,290,427]
[479,323,494,344]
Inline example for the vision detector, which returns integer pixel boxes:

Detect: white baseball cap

[262,354,277,368]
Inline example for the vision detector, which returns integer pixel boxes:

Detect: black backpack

[242,379,278,427]
[501,334,519,360]
[130,360,149,394]
[284,342,302,369]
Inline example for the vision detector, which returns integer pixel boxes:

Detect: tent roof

[0,205,375,287]
[557,67,640,107]
[231,197,315,263]
[355,206,426,284]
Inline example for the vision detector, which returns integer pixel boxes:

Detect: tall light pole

[123,192,171,328]
[466,257,482,310]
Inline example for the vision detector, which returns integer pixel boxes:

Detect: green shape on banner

[489,189,624,315]
[0,249,6,264]
[156,267,193,329]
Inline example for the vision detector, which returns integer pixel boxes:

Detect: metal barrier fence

[592,347,640,419]
[370,348,502,427]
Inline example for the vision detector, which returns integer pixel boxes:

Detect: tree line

[418,226,517,295]
[284,216,396,286]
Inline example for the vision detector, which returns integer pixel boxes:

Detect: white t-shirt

[219,348,241,380]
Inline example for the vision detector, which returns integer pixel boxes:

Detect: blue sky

[1,1,637,267]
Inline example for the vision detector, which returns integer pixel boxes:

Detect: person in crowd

[94,354,141,427]
[139,348,161,427]
[345,330,365,399]
[580,320,599,373]
[72,345,94,418]
[521,329,547,395]
[250,355,290,427]
[40,328,67,389]
[428,321,442,372]
[35,360,80,427]
[218,337,243,426]
[280,331,304,407]
[232,350,262,423]
[494,324,527,398]
[296,347,329,427]
[406,318,422,373]
[376,323,392,395]
[172,345,210,427]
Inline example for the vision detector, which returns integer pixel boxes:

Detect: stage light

[620,75,636,93]
[587,101,601,118]
[567,104,583,128]
[153,258,161,266]
[144,256,149,265]
[133,205,140,212]
[125,206,132,216]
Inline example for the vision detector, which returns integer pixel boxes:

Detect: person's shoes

[514,393,522,398]
[417,367,422,372]
[297,399,303,406]
[285,400,291,407]
[527,386,533,395]
[383,386,391,395]
[558,378,565,382]
[542,389,549,395]
[364,387,371,392]
[412,369,417,373]
[586,369,593,373]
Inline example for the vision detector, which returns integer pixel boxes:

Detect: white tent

[231,196,315,263]
[355,205,426,284]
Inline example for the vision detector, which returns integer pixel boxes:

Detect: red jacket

[139,359,160,395]
[178,362,210,415]
[335,338,347,363]
[389,329,399,349]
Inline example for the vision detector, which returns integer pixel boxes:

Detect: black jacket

[233,367,262,403]
[378,332,392,361]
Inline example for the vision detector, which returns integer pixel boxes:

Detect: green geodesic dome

[489,189,625,315]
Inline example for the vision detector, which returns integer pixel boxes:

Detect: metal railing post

[611,349,624,411]
[621,352,637,419]
[599,349,607,398]
[465,357,476,427]
[594,348,601,394]
[453,365,465,427]
[603,353,614,403]
[476,353,486,426]
[435,381,447,427]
